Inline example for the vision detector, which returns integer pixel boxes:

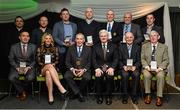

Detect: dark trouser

[96,73,114,96]
[121,70,140,99]
[59,53,67,74]
[8,68,35,93]
[64,70,91,95]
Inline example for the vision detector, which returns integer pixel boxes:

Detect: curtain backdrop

[0,1,177,89]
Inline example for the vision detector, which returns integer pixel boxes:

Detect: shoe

[97,96,103,104]
[156,97,163,106]
[19,91,27,101]
[122,98,128,104]
[77,93,85,102]
[132,97,138,105]
[62,91,69,100]
[106,96,112,105]
[48,101,54,105]
[144,95,151,104]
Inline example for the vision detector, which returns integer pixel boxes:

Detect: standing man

[142,13,165,44]
[31,16,52,46]
[101,9,123,46]
[65,33,91,102]
[8,30,36,101]
[119,32,141,104]
[121,12,143,45]
[77,7,100,46]
[53,8,77,73]
[141,30,169,106]
[93,29,118,105]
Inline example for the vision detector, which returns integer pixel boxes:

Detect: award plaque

[86,36,93,44]
[127,59,133,67]
[20,62,26,68]
[144,34,150,41]
[102,64,108,72]
[150,61,157,71]
[108,32,112,40]
[64,36,71,45]
[45,55,51,64]
[76,58,82,69]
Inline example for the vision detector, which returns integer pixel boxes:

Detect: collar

[151,42,158,47]
[108,21,114,25]
[86,19,93,24]
[20,42,28,46]
[147,23,154,29]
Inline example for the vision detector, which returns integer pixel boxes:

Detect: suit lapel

[124,44,129,58]
[60,22,65,40]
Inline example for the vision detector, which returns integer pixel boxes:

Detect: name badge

[144,34,150,41]
[45,55,51,64]
[20,62,26,67]
[108,32,112,40]
[127,59,133,67]
[86,36,93,44]
[150,61,157,71]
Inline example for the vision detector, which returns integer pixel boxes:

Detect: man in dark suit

[121,12,143,45]
[142,14,165,44]
[8,31,36,101]
[119,32,141,104]
[52,8,77,73]
[31,16,52,46]
[101,9,123,46]
[93,29,118,105]
[65,33,91,102]
[77,7,100,46]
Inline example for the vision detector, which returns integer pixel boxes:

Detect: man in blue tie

[65,33,91,102]
[119,32,141,104]
[121,12,143,45]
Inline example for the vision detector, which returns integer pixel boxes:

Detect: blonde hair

[41,33,54,47]
[99,29,109,37]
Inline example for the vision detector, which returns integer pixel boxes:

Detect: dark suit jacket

[101,21,123,45]
[142,25,165,43]
[8,42,36,69]
[77,20,100,44]
[66,45,91,70]
[52,21,77,53]
[92,42,118,69]
[122,23,143,45]
[118,43,141,70]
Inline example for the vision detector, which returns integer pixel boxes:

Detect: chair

[8,75,34,99]
[36,73,63,103]
[140,73,169,102]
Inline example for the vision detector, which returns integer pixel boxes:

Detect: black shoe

[132,97,138,105]
[122,98,128,104]
[97,96,103,104]
[77,93,85,102]
[48,101,54,105]
[106,96,112,105]
[62,91,69,100]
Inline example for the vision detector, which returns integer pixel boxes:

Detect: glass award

[64,36,71,45]
[19,62,26,75]
[108,32,112,40]
[20,62,26,67]
[102,64,108,72]
[144,34,150,41]
[45,55,51,64]
[86,36,93,44]
[150,61,157,71]
[127,59,133,70]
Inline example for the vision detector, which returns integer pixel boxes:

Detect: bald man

[119,32,141,104]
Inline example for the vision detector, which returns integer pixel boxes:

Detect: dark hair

[19,30,29,35]
[146,13,155,18]
[60,8,69,15]
[14,16,24,22]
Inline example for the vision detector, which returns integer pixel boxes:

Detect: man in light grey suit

[52,8,77,73]
[121,12,143,45]
[141,30,169,106]
[8,31,36,101]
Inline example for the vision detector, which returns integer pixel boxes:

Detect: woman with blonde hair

[36,33,68,104]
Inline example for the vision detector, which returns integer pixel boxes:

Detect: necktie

[78,47,81,57]
[128,45,132,58]
[22,44,27,57]
[107,23,111,32]
[151,45,156,61]
[103,43,107,60]
[125,25,129,33]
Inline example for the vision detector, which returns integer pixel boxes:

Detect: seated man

[8,30,36,101]
[65,33,91,102]
[119,32,141,104]
[141,30,169,106]
[93,29,118,105]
